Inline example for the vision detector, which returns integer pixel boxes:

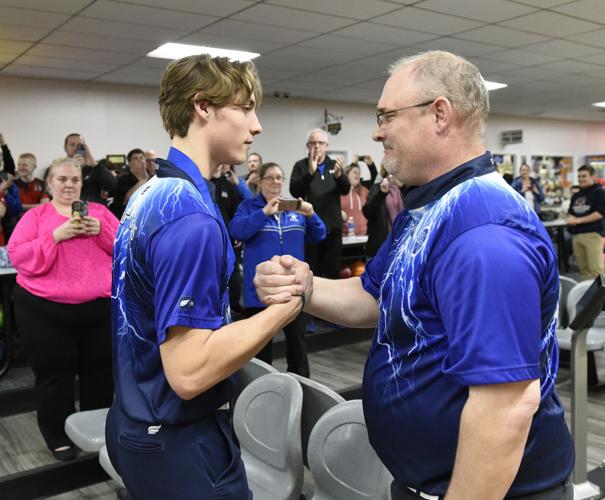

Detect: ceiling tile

[80,0,217,30]
[26,44,136,64]
[508,0,576,7]
[198,19,319,44]
[0,53,17,63]
[255,54,329,72]
[483,48,561,65]
[254,67,301,80]
[0,40,35,54]
[0,24,51,42]
[471,57,522,74]
[537,59,604,73]
[554,72,605,87]
[13,54,120,73]
[266,0,398,19]
[232,3,356,31]
[1,63,102,80]
[500,11,601,37]
[264,45,359,68]
[568,29,605,49]
[415,0,537,23]
[408,37,504,58]
[525,39,603,58]
[454,25,550,48]
[0,6,69,29]
[372,6,484,34]
[128,56,170,69]
[112,0,256,17]
[45,30,157,55]
[299,34,399,56]
[497,65,567,81]
[553,0,605,25]
[278,79,338,92]
[0,0,89,14]
[60,16,191,42]
[578,52,605,66]
[333,22,437,46]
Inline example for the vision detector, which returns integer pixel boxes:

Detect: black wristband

[298,291,306,311]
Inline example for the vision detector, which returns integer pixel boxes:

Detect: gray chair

[233,372,304,500]
[558,276,579,328]
[99,443,125,488]
[64,407,109,452]
[232,357,279,403]
[289,373,345,467]
[557,280,605,386]
[307,400,391,500]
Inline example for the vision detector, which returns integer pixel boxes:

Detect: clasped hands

[254,255,313,306]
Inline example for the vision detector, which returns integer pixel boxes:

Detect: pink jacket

[8,202,119,304]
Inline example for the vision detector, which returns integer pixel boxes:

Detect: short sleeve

[361,231,394,299]
[148,213,226,343]
[429,224,546,386]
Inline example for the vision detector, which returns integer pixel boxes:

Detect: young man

[256,51,573,500]
[110,148,149,219]
[567,164,605,279]
[15,153,46,211]
[106,55,303,499]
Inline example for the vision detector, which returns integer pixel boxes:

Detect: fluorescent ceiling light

[484,80,507,91]
[592,101,605,108]
[148,43,259,62]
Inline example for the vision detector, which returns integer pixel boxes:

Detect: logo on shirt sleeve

[179,297,195,309]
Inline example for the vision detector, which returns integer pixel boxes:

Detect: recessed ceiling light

[592,101,605,108]
[484,80,507,91]
[147,43,259,62]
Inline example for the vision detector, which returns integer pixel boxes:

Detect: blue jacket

[229,193,326,308]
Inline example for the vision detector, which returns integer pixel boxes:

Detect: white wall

[1,75,604,187]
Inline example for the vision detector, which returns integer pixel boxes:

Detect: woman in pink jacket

[8,157,118,461]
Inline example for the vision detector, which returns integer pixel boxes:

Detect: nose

[251,111,262,136]
[372,124,384,142]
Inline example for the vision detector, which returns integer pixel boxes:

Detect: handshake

[254,255,312,307]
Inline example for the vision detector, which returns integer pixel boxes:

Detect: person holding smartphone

[229,161,326,375]
[7,157,118,461]
[63,133,116,204]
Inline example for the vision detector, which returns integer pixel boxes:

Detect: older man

[255,51,573,500]
[290,128,350,280]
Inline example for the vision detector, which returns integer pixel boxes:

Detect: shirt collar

[404,151,495,210]
[159,147,216,201]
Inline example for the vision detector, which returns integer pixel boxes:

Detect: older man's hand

[254,255,313,305]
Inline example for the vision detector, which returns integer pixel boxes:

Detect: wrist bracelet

[298,291,306,311]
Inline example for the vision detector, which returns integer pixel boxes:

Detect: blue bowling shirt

[361,152,574,496]
[112,147,235,425]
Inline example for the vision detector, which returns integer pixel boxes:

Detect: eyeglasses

[375,100,434,126]
[307,141,327,147]
[262,175,284,182]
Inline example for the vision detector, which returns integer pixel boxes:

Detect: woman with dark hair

[8,157,118,461]
[230,162,326,376]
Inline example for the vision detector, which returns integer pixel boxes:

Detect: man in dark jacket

[290,128,350,279]
[566,164,605,279]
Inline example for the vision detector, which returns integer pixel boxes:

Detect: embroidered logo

[179,297,195,309]
[147,425,161,435]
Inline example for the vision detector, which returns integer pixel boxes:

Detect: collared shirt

[360,152,573,496]
[112,147,235,425]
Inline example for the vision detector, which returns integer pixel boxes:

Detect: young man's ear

[193,94,209,121]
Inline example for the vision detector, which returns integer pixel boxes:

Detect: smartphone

[75,143,86,157]
[71,200,88,218]
[278,198,301,211]
[225,170,232,178]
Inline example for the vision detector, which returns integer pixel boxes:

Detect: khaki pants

[572,232,604,280]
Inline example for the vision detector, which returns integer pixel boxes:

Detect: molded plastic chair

[99,443,125,488]
[64,407,109,452]
[307,399,391,500]
[289,373,345,467]
[232,357,279,403]
[233,372,304,500]
[557,280,605,386]
[558,276,579,328]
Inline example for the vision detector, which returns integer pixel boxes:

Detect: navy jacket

[229,193,326,308]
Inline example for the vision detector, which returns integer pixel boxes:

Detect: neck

[423,142,486,184]
[171,135,214,180]
[19,173,33,182]
[51,199,71,215]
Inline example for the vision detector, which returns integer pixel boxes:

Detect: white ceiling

[1,0,605,121]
